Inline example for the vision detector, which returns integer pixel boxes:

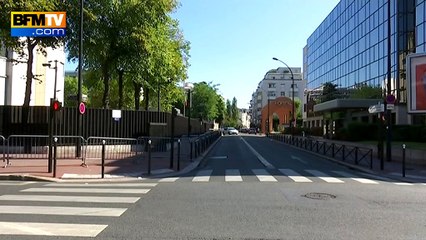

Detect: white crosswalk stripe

[252,169,278,182]
[192,170,213,182]
[278,169,312,182]
[332,171,379,184]
[225,169,243,182]
[0,182,157,237]
[0,222,107,237]
[305,170,344,183]
[159,177,180,182]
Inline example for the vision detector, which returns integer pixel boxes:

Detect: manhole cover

[302,192,336,200]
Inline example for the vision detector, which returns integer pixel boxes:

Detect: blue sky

[66,0,340,108]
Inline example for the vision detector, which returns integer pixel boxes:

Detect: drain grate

[302,192,336,200]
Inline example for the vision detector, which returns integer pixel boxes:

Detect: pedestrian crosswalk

[0,182,157,237]
[149,168,404,185]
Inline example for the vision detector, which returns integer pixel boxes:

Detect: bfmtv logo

[11,12,66,37]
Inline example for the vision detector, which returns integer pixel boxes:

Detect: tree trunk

[102,64,110,109]
[118,69,124,109]
[22,38,36,153]
[133,81,141,110]
[23,38,36,108]
[144,87,150,111]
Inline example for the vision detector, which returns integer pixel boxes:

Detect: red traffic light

[52,100,62,111]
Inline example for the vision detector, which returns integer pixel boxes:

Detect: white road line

[358,173,394,182]
[0,222,107,237]
[305,170,344,183]
[44,183,158,187]
[225,169,243,182]
[291,156,307,164]
[394,182,413,186]
[192,170,213,182]
[0,195,140,203]
[240,137,274,169]
[332,171,379,184]
[159,177,179,182]
[278,169,312,183]
[389,172,426,180]
[0,205,126,217]
[21,188,150,194]
[252,169,278,182]
[0,182,34,186]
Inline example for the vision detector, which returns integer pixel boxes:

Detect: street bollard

[402,144,406,177]
[177,139,181,171]
[101,140,106,178]
[148,140,152,175]
[53,137,58,178]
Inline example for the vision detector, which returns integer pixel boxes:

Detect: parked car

[227,127,239,135]
[248,128,257,134]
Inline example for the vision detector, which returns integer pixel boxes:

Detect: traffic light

[51,100,62,111]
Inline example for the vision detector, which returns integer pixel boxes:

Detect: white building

[0,41,65,106]
[239,108,251,128]
[250,67,305,127]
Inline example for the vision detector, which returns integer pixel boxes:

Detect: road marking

[0,182,35,186]
[0,205,126,217]
[358,173,394,182]
[159,177,179,182]
[0,195,140,203]
[278,169,312,182]
[0,222,107,237]
[192,170,213,182]
[21,188,150,194]
[225,169,243,182]
[394,182,413,186]
[291,156,307,164]
[305,170,344,183]
[44,183,158,187]
[209,156,227,159]
[252,169,278,182]
[332,171,379,184]
[240,137,274,169]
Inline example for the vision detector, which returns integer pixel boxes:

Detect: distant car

[248,128,257,134]
[227,127,239,135]
[240,128,249,133]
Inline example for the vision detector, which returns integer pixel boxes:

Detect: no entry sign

[79,102,86,114]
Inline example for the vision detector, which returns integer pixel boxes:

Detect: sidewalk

[0,136,220,182]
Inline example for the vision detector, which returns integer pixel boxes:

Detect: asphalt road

[0,135,426,239]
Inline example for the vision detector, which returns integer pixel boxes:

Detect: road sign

[368,104,384,114]
[79,102,86,114]
[386,94,396,104]
[386,104,395,110]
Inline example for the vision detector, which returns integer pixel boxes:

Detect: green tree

[350,85,383,99]
[215,96,225,127]
[65,0,181,109]
[64,76,89,107]
[191,82,218,121]
[0,1,65,108]
[322,82,338,102]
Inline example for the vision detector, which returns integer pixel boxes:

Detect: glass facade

[304,0,426,104]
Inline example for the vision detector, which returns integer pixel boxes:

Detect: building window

[280,92,286,96]
[267,91,276,97]
[268,83,276,88]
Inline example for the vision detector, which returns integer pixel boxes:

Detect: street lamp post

[184,82,194,137]
[273,57,295,137]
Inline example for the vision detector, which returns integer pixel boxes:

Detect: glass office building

[304,0,426,124]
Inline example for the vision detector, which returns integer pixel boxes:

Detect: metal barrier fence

[269,134,373,169]
[189,131,221,159]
